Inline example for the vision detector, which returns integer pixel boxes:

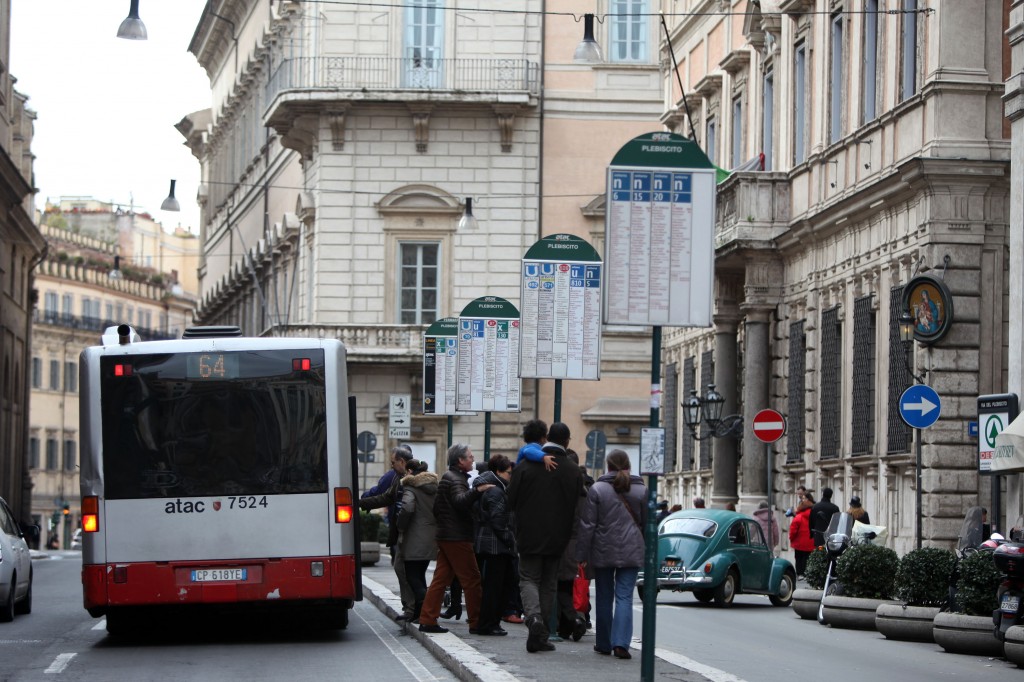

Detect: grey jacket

[396,471,439,561]
[575,474,646,569]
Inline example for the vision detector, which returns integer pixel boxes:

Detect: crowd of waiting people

[359,420,647,660]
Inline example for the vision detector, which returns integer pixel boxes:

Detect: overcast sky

[10,0,210,234]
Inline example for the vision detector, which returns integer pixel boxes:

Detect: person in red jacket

[788,493,816,577]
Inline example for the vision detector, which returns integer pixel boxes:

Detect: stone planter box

[932,611,1003,657]
[360,541,381,566]
[875,603,941,642]
[1004,625,1024,667]
[821,596,897,630]
[792,588,822,620]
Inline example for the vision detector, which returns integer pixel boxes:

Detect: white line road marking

[630,637,748,682]
[91,620,106,631]
[0,640,44,644]
[44,653,76,674]
[357,611,444,682]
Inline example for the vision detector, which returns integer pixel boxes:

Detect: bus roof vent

[181,326,244,339]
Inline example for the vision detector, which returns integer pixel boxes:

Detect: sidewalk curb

[362,577,517,682]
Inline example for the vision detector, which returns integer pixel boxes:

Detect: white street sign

[456,297,522,413]
[389,426,410,439]
[389,394,411,428]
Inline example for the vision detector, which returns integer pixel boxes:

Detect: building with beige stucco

[178,1,668,480]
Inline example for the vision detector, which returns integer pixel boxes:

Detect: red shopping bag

[572,564,590,613]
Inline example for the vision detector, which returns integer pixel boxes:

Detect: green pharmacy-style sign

[423,317,460,415]
[521,234,603,381]
[605,131,717,328]
[456,297,522,413]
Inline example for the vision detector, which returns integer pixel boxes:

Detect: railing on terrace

[33,310,177,341]
[266,56,540,105]
[270,324,425,359]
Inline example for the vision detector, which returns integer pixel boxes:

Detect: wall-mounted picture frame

[902,274,954,346]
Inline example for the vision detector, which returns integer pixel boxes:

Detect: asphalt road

[0,552,455,682]
[646,589,1019,682]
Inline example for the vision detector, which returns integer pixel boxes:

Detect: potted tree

[876,546,956,642]
[359,510,382,566]
[933,550,1003,656]
[820,542,899,629]
[792,548,827,620]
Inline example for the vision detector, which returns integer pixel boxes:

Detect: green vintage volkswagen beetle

[636,509,795,608]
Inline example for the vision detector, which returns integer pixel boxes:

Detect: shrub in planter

[835,543,899,599]
[805,547,828,590]
[954,550,1001,616]
[895,547,957,606]
[359,510,382,543]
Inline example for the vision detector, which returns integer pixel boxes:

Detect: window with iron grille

[664,362,678,473]
[787,321,806,462]
[851,296,876,455]
[887,286,914,453]
[682,356,696,471]
[699,350,714,469]
[819,307,842,459]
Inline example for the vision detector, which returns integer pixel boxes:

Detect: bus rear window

[100,350,328,499]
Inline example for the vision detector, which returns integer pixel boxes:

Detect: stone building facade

[659,0,1011,554]
[179,0,665,479]
[0,0,45,523]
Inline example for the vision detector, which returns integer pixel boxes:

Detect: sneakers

[418,623,449,634]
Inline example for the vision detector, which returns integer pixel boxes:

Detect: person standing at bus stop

[418,444,492,634]
[360,446,415,619]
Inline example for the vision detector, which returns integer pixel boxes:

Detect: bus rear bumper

[83,556,357,614]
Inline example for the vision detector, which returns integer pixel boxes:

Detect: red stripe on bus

[83,556,357,608]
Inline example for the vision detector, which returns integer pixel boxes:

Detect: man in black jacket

[508,422,584,653]
[810,487,840,546]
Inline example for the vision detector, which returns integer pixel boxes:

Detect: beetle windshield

[661,517,717,538]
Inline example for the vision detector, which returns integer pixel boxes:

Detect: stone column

[740,308,772,512]
[711,313,741,507]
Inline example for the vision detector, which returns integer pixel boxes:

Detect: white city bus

[79,325,361,634]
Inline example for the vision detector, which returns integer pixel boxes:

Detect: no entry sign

[752,409,786,443]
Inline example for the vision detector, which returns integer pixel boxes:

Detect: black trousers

[405,559,430,618]
[476,552,515,631]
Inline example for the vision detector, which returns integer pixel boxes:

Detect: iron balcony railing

[266,56,540,105]
[34,310,177,342]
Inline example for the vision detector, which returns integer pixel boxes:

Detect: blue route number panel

[899,384,942,430]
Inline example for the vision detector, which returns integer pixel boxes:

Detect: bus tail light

[334,487,353,524]
[82,496,100,533]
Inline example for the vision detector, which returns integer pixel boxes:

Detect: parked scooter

[993,541,1024,642]
[817,512,855,624]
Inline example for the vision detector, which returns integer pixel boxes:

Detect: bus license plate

[191,568,247,583]
[1002,594,1020,613]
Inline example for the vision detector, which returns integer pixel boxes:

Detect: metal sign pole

[916,428,922,550]
[640,326,661,682]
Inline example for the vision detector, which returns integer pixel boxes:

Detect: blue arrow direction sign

[899,384,942,429]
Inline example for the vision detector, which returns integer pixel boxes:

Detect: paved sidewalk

[361,562,714,682]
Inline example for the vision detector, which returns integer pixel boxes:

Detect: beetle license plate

[191,568,247,583]
[1002,594,1020,613]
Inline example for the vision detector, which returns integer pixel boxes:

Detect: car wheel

[713,569,737,608]
[769,571,795,607]
[693,589,713,603]
[13,571,31,615]
[0,574,15,622]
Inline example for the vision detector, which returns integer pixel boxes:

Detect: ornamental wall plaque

[902,274,954,346]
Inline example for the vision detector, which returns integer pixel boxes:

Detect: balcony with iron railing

[33,310,178,342]
[266,56,540,109]
[270,324,425,363]
[264,56,540,157]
